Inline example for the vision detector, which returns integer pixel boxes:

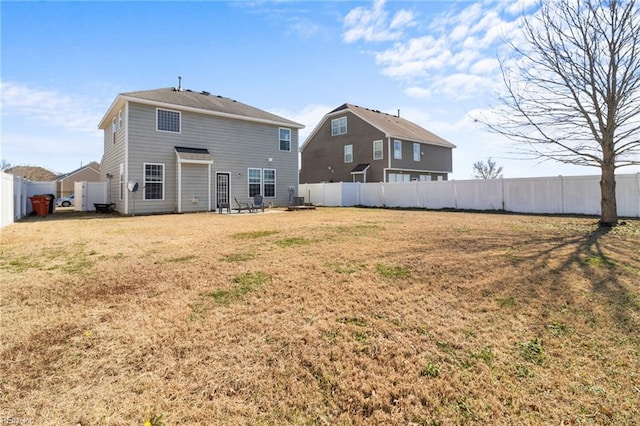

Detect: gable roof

[56,161,100,180]
[301,103,456,151]
[98,87,304,130]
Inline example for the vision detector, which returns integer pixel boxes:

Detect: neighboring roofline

[56,162,101,180]
[347,107,456,149]
[299,105,455,152]
[99,94,304,130]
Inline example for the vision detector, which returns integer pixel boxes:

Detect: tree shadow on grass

[522,223,640,338]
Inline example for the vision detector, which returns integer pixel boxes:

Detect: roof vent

[201,91,210,96]
[177,76,182,91]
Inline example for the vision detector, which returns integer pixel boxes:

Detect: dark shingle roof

[119,88,303,128]
[333,103,455,148]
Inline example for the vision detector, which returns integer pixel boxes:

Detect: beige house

[56,162,101,197]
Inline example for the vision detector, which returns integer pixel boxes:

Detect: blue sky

[2,0,637,178]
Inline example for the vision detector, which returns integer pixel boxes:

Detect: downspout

[124,101,130,215]
[208,163,212,212]
[386,136,392,182]
[177,161,182,213]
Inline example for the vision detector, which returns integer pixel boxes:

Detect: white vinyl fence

[299,173,640,218]
[1,171,108,228]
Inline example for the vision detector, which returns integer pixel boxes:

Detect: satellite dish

[127,181,139,192]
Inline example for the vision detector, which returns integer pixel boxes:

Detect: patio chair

[234,197,254,213]
[252,194,265,212]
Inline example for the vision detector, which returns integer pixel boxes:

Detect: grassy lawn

[1,208,639,425]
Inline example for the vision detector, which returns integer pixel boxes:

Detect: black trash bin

[45,194,56,214]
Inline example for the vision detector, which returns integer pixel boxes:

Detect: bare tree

[472,158,503,179]
[481,0,640,226]
[0,160,12,171]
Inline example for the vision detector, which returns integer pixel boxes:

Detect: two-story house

[299,104,455,183]
[98,87,304,215]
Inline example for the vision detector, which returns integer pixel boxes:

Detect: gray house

[98,87,304,215]
[299,104,455,183]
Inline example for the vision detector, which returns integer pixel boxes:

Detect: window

[344,144,353,163]
[413,143,420,161]
[419,175,430,182]
[263,169,276,197]
[118,109,124,128]
[394,140,402,160]
[143,163,164,200]
[247,168,277,198]
[373,140,383,160]
[331,117,347,136]
[112,118,117,144]
[248,168,261,197]
[279,128,291,151]
[157,108,180,133]
[388,173,411,182]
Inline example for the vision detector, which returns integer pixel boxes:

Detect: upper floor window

[373,140,383,160]
[413,143,420,161]
[279,128,291,151]
[118,109,125,128]
[344,144,353,163]
[112,118,117,144]
[331,117,347,136]
[394,140,402,160]
[157,108,181,133]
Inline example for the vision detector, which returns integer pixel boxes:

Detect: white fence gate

[299,173,640,218]
[74,181,109,212]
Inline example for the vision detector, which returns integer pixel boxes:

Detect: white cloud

[1,81,103,133]
[470,57,500,74]
[342,1,541,100]
[342,0,416,43]
[288,17,320,39]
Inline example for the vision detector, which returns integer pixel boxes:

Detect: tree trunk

[599,162,618,227]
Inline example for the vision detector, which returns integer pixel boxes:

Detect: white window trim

[373,139,383,160]
[118,109,124,128]
[331,117,347,136]
[156,108,181,134]
[143,162,165,201]
[279,127,291,152]
[344,144,353,163]
[394,140,402,160]
[413,143,420,162]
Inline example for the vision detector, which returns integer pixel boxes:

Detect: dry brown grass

[1,208,639,425]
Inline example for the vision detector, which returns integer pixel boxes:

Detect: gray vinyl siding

[123,103,298,214]
[101,106,127,212]
[180,164,209,213]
